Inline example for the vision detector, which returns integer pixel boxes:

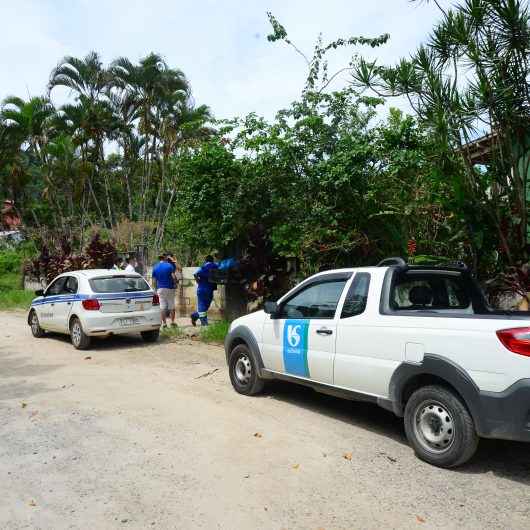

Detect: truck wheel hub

[235,355,251,385]
[414,401,455,453]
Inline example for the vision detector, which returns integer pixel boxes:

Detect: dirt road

[1,311,529,529]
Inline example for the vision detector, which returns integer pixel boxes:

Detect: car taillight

[82,298,101,311]
[496,327,530,357]
[152,293,160,306]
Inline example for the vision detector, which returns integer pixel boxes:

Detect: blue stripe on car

[31,291,153,307]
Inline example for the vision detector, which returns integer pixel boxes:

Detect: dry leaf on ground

[343,453,352,461]
[292,463,300,469]
[416,515,426,523]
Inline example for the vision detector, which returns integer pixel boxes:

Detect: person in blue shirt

[191,255,219,326]
[152,255,177,327]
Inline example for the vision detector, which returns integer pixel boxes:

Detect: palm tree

[153,98,214,249]
[0,96,59,227]
[0,96,55,161]
[110,53,190,223]
[43,133,89,231]
[108,90,141,220]
[0,121,34,219]
[49,51,110,103]
[49,52,119,228]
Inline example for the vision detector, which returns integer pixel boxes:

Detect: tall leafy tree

[110,53,214,249]
[352,0,530,268]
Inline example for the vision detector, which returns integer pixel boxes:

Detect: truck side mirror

[35,289,44,297]
[264,301,279,317]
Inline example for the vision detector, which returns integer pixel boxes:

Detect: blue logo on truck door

[283,319,310,377]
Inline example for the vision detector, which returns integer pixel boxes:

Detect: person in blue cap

[191,255,219,326]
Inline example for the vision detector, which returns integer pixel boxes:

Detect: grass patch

[200,320,230,343]
[160,325,184,340]
[0,273,35,310]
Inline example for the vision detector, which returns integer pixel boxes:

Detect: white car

[225,258,530,468]
[28,269,161,349]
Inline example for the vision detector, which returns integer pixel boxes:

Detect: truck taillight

[152,293,160,306]
[82,298,101,311]
[496,327,530,357]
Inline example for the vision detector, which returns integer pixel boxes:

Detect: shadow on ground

[42,331,152,351]
[265,380,530,485]
[266,380,406,444]
[0,350,62,401]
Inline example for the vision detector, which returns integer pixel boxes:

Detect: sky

[0,0,444,121]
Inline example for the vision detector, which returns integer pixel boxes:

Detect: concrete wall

[24,278,46,291]
[146,266,225,319]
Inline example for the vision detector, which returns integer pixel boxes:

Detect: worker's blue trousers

[191,290,214,326]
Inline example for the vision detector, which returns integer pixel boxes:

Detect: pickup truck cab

[225,259,530,468]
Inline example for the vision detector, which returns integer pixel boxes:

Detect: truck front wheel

[404,385,479,468]
[228,344,264,396]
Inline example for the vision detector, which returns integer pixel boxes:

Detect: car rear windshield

[89,276,150,293]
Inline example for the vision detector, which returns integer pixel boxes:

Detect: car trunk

[98,295,153,314]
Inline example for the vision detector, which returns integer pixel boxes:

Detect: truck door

[334,272,392,395]
[261,275,349,384]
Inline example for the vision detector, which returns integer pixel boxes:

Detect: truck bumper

[477,378,530,442]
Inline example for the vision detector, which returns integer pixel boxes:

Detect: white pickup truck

[224,258,530,468]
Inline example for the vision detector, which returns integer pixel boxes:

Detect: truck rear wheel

[404,385,478,468]
[229,344,264,396]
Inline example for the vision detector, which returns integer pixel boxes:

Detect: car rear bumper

[82,310,161,336]
[477,378,530,442]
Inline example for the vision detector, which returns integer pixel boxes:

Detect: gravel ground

[1,310,529,530]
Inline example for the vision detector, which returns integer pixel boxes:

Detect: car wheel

[141,329,160,343]
[29,310,45,338]
[228,344,264,396]
[404,385,479,468]
[70,317,91,350]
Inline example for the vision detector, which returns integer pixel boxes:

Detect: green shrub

[0,288,35,310]
[0,273,34,310]
[0,250,23,274]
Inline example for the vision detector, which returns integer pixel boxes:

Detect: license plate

[119,318,137,327]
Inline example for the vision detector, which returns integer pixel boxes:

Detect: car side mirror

[264,301,279,317]
[35,289,44,297]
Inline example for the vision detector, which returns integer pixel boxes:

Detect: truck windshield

[89,276,150,293]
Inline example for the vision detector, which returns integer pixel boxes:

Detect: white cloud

[0,0,443,120]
